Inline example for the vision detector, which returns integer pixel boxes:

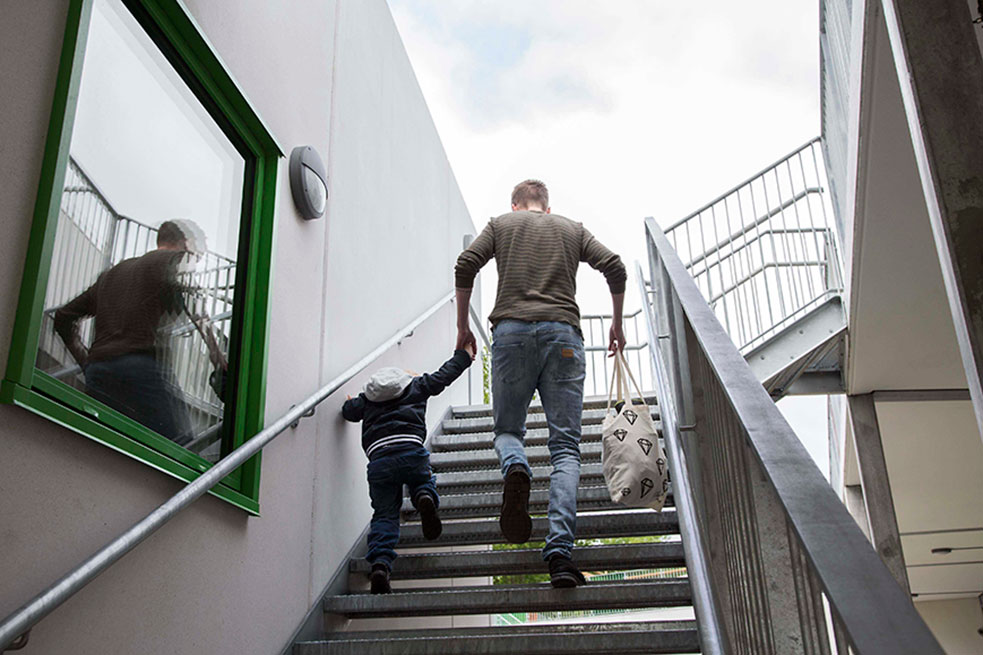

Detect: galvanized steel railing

[469,308,652,403]
[641,216,942,654]
[664,139,843,354]
[581,309,650,398]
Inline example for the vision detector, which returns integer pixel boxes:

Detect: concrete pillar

[881,0,983,444]
[847,394,910,593]
[843,484,871,541]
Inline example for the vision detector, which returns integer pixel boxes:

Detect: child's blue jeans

[366,444,439,569]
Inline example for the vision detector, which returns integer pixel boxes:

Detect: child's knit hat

[364,367,413,402]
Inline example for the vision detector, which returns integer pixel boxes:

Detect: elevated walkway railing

[640,216,942,654]
[0,290,474,652]
[468,307,652,402]
[664,138,843,355]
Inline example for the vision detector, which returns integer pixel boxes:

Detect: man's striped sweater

[455,210,627,328]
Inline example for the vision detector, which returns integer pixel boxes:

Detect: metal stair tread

[430,422,664,453]
[323,579,694,617]
[431,440,610,471]
[401,485,674,519]
[310,396,696,653]
[451,394,659,419]
[442,407,659,435]
[433,462,605,494]
[295,620,699,654]
[398,509,679,546]
[349,542,687,578]
[431,423,606,452]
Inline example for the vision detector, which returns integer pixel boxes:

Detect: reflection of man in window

[54,220,218,446]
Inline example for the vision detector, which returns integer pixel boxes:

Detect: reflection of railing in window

[663,139,843,354]
[37,157,236,457]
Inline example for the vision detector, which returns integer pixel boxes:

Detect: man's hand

[67,337,89,370]
[457,327,477,356]
[608,322,626,356]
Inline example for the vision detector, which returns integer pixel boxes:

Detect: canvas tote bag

[600,350,669,511]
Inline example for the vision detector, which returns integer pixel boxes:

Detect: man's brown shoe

[549,555,587,588]
[500,464,532,543]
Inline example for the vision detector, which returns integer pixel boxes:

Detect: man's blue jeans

[365,444,439,569]
[491,320,585,561]
[85,353,192,445]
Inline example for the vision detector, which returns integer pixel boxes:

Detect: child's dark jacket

[342,350,471,458]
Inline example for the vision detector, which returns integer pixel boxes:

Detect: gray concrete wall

[0,1,477,653]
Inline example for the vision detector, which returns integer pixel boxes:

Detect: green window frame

[1,0,282,514]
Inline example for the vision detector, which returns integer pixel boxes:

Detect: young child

[342,345,475,594]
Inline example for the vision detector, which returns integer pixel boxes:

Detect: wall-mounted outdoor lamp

[289,146,327,220]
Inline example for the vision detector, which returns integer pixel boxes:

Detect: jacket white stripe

[366,434,425,458]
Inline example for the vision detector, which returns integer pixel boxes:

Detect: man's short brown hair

[511,179,549,210]
[157,220,187,248]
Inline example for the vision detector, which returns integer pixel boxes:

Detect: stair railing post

[640,223,731,654]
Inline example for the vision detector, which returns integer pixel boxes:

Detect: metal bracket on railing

[3,630,29,652]
[289,405,316,429]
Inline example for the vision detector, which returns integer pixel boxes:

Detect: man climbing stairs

[295,397,701,654]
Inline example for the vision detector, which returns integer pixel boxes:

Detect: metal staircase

[663,139,847,399]
[3,140,946,653]
[295,397,703,654]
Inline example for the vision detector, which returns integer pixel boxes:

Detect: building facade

[0,1,479,653]
[822,0,983,651]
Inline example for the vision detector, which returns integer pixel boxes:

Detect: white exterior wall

[0,2,477,653]
[916,598,983,654]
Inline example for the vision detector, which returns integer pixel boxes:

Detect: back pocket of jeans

[551,341,585,382]
[492,342,526,384]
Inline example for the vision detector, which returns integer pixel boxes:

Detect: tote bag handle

[617,349,647,406]
[605,349,628,413]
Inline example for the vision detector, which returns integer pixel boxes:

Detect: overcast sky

[387,0,829,474]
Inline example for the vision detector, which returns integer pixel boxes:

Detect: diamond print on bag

[640,478,654,498]
[613,428,628,442]
[656,458,666,475]
[637,438,653,456]
[623,409,638,425]
[621,487,632,497]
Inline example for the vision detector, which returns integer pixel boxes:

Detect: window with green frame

[1,0,281,513]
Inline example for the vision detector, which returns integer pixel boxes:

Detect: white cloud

[387,0,830,474]
[389,0,821,315]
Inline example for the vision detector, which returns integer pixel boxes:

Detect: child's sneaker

[370,563,391,594]
[416,492,442,541]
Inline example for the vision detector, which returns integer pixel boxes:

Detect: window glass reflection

[35,0,244,462]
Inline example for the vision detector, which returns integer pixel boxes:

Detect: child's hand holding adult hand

[464,341,476,360]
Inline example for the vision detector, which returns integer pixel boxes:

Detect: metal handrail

[634,262,728,655]
[0,290,470,651]
[665,138,822,232]
[643,216,942,653]
[663,140,843,356]
[683,188,823,270]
